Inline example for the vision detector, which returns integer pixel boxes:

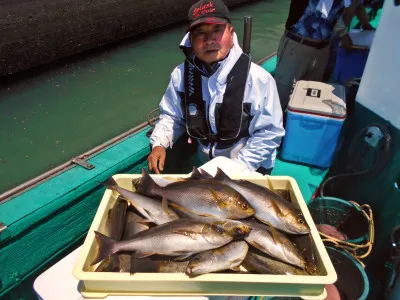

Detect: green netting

[308,197,370,244]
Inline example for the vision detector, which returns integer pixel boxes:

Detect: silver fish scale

[242,220,305,268]
[162,181,241,218]
[187,241,249,276]
[116,220,233,256]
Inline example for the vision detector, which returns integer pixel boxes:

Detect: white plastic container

[73,173,337,299]
[281,81,346,168]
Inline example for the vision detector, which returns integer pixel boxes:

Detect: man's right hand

[341,34,354,52]
[147,146,166,174]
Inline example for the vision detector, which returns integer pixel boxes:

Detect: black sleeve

[285,0,309,30]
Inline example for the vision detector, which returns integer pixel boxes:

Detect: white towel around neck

[317,0,352,19]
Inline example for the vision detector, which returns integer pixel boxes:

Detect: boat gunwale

[0,117,158,204]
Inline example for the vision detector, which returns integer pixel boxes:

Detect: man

[274,0,358,111]
[147,0,285,175]
[323,0,375,81]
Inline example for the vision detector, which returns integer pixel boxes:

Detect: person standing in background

[323,0,375,81]
[274,0,355,112]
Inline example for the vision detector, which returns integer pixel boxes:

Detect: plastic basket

[73,174,337,299]
[307,197,370,245]
[326,247,370,300]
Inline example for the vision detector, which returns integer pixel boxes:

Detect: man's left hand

[341,34,354,51]
[362,23,375,31]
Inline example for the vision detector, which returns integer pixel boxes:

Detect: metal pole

[243,16,253,55]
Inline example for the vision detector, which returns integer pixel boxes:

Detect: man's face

[190,23,234,64]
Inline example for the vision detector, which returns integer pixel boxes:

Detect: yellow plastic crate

[73,174,337,299]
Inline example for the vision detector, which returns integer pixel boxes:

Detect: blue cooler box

[281,81,346,168]
[333,29,375,84]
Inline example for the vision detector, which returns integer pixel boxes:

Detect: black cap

[187,0,231,32]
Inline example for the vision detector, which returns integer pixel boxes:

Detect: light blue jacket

[150,33,285,170]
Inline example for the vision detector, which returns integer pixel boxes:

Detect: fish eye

[241,203,248,210]
[212,225,224,234]
[298,218,304,224]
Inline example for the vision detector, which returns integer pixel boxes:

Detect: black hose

[320,123,392,197]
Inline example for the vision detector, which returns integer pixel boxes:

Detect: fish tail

[101,177,118,190]
[137,168,161,196]
[91,231,117,266]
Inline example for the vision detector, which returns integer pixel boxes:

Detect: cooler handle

[299,119,325,130]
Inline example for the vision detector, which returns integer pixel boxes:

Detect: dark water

[0,0,290,193]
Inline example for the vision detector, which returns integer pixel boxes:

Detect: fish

[137,168,255,219]
[123,210,151,238]
[157,260,190,273]
[95,199,129,272]
[186,241,249,276]
[91,219,250,266]
[95,254,132,272]
[210,167,310,234]
[242,251,308,275]
[292,233,319,275]
[122,210,160,273]
[242,219,306,269]
[107,198,128,240]
[132,176,179,190]
[316,224,348,241]
[102,177,179,225]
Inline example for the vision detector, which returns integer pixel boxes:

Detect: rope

[318,201,374,265]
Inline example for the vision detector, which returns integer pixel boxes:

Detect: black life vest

[183,53,252,148]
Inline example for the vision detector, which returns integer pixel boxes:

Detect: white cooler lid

[288,80,347,118]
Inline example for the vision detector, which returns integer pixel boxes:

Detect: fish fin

[101,177,118,190]
[135,218,153,224]
[133,251,154,259]
[213,167,231,182]
[230,266,241,272]
[262,220,282,245]
[198,168,214,179]
[269,199,284,218]
[168,202,203,216]
[190,166,205,180]
[209,188,227,209]
[251,241,267,252]
[91,231,117,266]
[132,178,142,191]
[128,201,153,222]
[266,175,275,191]
[229,257,245,267]
[136,168,160,196]
[173,254,194,261]
[162,195,170,216]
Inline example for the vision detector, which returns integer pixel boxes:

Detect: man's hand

[147,146,166,174]
[341,34,354,51]
[362,23,375,31]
